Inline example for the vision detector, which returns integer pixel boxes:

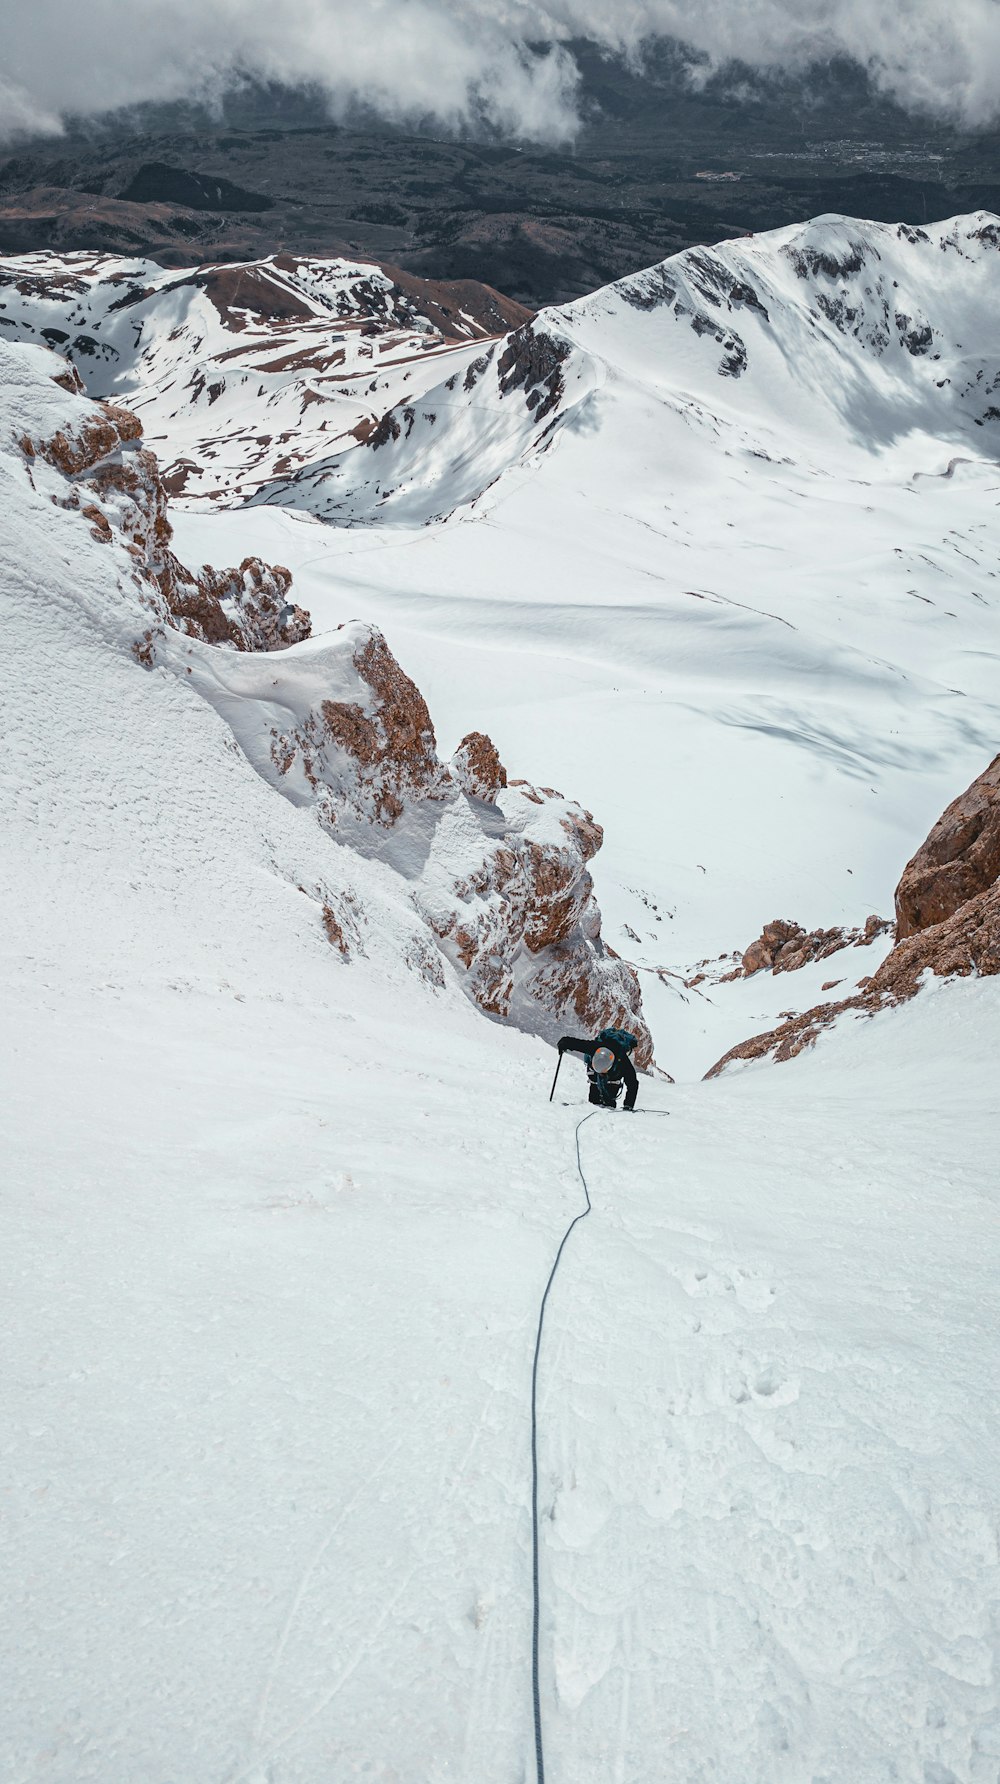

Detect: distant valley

[3,46,1000,306]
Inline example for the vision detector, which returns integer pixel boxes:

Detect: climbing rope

[530,1101,670,1779]
[530,1109,598,1784]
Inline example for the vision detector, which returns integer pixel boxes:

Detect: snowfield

[3,213,1000,1782]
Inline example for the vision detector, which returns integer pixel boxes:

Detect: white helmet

[591,1046,616,1075]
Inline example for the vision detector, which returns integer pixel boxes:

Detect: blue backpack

[596,1027,637,1054]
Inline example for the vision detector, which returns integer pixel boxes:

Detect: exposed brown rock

[199,559,310,651]
[895,753,1000,937]
[705,993,864,1075]
[21,369,647,1065]
[177,264,314,330]
[24,390,311,656]
[739,914,891,976]
[356,633,435,774]
[450,731,507,802]
[34,399,142,477]
[271,629,439,828]
[81,502,112,542]
[522,843,578,952]
[315,631,437,820]
[561,808,603,864]
[51,363,85,396]
[266,622,650,1058]
[873,876,1000,997]
[322,903,350,957]
[707,756,1000,1077]
[373,263,532,341]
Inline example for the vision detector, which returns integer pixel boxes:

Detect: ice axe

[548,1047,563,1102]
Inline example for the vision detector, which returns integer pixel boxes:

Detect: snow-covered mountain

[0,251,530,506]
[241,212,1000,525]
[141,210,1000,1072]
[4,216,1000,1783]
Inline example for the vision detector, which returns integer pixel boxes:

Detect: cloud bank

[3,0,1000,147]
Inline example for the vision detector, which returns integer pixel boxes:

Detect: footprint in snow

[683,1265,776,1311]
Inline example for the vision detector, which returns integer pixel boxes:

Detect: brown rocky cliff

[20,356,648,1065]
[895,753,1000,936]
[24,374,311,654]
[737,914,891,977]
[707,753,1000,1077]
[450,731,507,802]
[266,623,650,1062]
[269,627,442,828]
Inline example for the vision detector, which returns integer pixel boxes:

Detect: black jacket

[559,1035,638,1109]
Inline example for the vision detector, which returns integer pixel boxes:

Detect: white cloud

[3,0,1000,147]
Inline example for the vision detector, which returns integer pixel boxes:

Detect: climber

[557,1027,639,1110]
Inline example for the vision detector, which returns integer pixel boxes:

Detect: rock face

[496,323,571,423]
[895,754,1000,937]
[17,347,647,1064]
[267,628,443,830]
[21,387,310,653]
[264,621,651,1062]
[707,755,1000,1076]
[450,732,507,802]
[737,914,891,977]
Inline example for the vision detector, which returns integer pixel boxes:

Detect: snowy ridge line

[531,1109,598,1784]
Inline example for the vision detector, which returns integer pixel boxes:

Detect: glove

[557,1038,568,1054]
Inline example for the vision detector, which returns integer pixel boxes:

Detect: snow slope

[5,488,1000,1777]
[4,217,1000,1783]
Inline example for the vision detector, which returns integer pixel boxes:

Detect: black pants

[589,1081,621,1108]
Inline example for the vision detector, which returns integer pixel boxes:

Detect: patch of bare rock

[707,754,1000,1076]
[21,385,309,653]
[265,626,651,1061]
[895,754,1000,936]
[734,914,892,978]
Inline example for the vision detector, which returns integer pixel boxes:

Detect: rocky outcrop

[450,731,507,802]
[496,323,570,423]
[736,914,891,977]
[197,560,311,652]
[895,753,1000,937]
[23,381,311,653]
[16,352,648,1062]
[265,621,651,1062]
[268,628,443,829]
[707,755,1000,1076]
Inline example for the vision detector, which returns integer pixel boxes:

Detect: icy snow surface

[3,214,1000,1782]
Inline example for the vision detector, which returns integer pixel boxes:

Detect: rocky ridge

[242,314,588,524]
[707,754,1000,1075]
[895,755,1000,937]
[246,211,1000,524]
[243,623,649,1058]
[10,337,648,1061]
[18,369,310,654]
[730,915,892,980]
